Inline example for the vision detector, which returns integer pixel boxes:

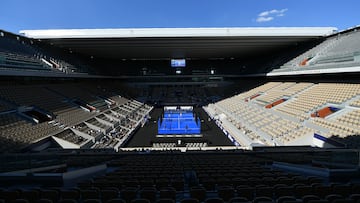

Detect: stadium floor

[124,107,234,147]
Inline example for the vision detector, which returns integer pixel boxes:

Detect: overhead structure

[20,27,337,59]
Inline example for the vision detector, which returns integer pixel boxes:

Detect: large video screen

[171,59,186,67]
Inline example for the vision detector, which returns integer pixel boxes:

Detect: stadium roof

[20,27,337,59]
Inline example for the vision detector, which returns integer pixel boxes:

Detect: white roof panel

[20,27,337,39]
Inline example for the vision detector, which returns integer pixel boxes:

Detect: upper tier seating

[272,29,360,73]
[0,30,89,74]
[0,51,51,71]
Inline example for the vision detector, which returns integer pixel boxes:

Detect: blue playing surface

[158,111,201,134]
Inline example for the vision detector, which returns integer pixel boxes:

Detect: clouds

[256,8,288,23]
[256,16,274,23]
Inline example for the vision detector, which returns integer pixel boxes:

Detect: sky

[1,0,359,34]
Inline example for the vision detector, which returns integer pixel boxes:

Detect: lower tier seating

[0,151,359,203]
[206,82,360,148]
